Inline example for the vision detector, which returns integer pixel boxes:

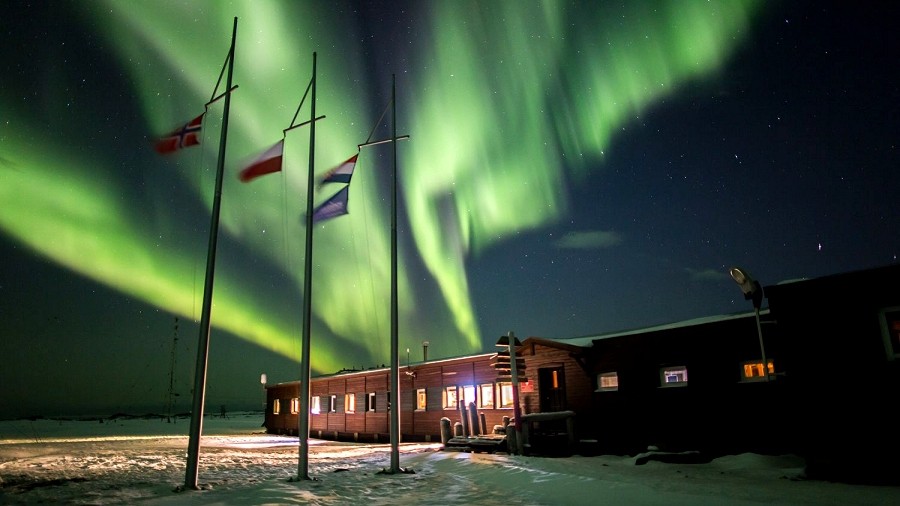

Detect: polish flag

[239,140,284,182]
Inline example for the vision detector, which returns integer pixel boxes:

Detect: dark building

[764,264,900,483]
[583,311,785,456]
[265,263,900,483]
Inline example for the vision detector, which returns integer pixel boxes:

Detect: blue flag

[311,186,349,223]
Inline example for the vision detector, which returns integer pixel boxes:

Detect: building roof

[536,310,764,347]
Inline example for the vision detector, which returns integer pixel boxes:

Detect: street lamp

[729,267,770,381]
[260,373,267,413]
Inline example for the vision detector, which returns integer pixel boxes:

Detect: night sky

[2,1,898,419]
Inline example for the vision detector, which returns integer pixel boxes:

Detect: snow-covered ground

[1,412,899,505]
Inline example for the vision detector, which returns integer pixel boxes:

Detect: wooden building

[264,263,900,482]
[266,353,526,443]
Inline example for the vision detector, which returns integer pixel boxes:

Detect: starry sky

[2,0,898,419]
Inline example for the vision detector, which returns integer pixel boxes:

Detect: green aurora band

[0,1,762,373]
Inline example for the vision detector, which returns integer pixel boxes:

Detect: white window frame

[290,397,299,414]
[344,393,356,414]
[310,396,321,415]
[442,386,459,410]
[460,385,476,409]
[596,372,619,392]
[416,388,426,411]
[329,395,337,413]
[272,399,281,415]
[659,365,688,387]
[478,383,494,408]
[366,392,376,412]
[497,382,514,408]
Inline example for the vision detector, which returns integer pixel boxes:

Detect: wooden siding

[262,264,900,484]
[265,353,547,442]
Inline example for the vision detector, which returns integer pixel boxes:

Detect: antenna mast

[165,317,179,423]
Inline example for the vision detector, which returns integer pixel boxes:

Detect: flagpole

[183,16,237,491]
[388,73,401,474]
[297,51,316,481]
[357,77,409,475]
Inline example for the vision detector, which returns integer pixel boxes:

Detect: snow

[1,412,899,505]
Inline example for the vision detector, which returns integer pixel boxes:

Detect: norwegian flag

[154,113,204,154]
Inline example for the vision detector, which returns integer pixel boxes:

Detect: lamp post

[730,267,770,381]
[260,373,267,413]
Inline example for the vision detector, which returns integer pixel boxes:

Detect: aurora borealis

[2,0,899,417]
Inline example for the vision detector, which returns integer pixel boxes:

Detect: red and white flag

[239,140,284,182]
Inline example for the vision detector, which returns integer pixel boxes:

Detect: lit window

[329,395,336,413]
[551,370,560,389]
[273,399,281,415]
[443,386,458,409]
[345,393,355,413]
[478,384,494,408]
[311,396,321,414]
[597,372,619,392]
[741,360,775,382]
[460,385,476,408]
[416,388,426,410]
[880,307,900,359]
[366,392,376,412]
[660,366,688,387]
[290,397,299,414]
[497,382,514,408]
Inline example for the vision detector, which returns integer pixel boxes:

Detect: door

[538,366,567,413]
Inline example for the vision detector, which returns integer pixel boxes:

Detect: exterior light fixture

[730,267,770,381]
[260,373,268,413]
[730,266,763,309]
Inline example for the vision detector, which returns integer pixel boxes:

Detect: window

[345,393,356,413]
[311,396,321,415]
[880,307,900,360]
[741,360,775,382]
[460,385,476,408]
[328,395,337,413]
[497,382,514,408]
[660,366,688,387]
[365,392,376,412]
[290,397,299,414]
[550,370,560,389]
[272,399,281,415]
[416,388,426,410]
[596,372,619,392]
[442,386,458,409]
[478,383,494,408]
